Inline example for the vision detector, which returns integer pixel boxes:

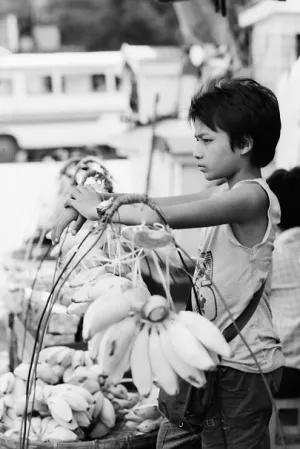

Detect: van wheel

[0,136,19,163]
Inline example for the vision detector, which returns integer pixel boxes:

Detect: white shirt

[270,227,300,369]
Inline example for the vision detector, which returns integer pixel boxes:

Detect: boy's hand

[64,185,101,221]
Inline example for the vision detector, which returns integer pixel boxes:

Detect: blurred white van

[0,51,127,161]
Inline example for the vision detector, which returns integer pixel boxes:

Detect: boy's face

[193,119,241,181]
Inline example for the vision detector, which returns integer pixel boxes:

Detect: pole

[145,93,160,195]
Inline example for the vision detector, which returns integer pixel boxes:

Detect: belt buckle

[205,419,215,427]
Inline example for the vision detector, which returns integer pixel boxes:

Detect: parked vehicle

[0,51,127,162]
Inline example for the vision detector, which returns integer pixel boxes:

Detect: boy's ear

[239,136,253,156]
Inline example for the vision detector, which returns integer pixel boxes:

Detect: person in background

[267,166,300,398]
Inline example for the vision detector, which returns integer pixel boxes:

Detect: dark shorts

[156,366,283,449]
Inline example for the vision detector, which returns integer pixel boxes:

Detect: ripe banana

[99,397,116,428]
[124,410,144,423]
[67,301,90,316]
[0,397,5,420]
[69,265,107,288]
[87,274,132,301]
[106,383,128,400]
[133,404,161,421]
[148,325,179,396]
[89,421,110,439]
[14,363,30,381]
[43,427,78,442]
[93,390,104,418]
[30,416,42,437]
[125,420,140,430]
[71,283,92,304]
[81,378,100,394]
[63,366,75,383]
[4,394,15,408]
[82,293,132,340]
[106,339,133,385]
[47,395,73,423]
[72,410,91,428]
[137,417,162,433]
[49,347,75,368]
[38,346,66,364]
[72,350,85,369]
[165,318,216,371]
[0,372,15,395]
[11,376,26,399]
[60,389,89,412]
[97,315,138,377]
[84,351,94,367]
[178,311,231,357]
[52,364,65,380]
[37,362,60,385]
[159,322,207,389]
[130,323,153,397]
[88,331,105,360]
[50,410,78,430]
[54,384,95,405]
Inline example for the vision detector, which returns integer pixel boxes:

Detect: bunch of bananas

[0,345,143,442]
[82,287,231,398]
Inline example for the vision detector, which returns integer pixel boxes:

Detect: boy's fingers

[72,215,86,235]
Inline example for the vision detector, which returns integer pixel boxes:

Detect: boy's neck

[227,166,262,189]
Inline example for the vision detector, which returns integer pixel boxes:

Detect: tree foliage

[45,0,180,50]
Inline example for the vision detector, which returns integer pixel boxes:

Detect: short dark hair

[188,77,281,168]
[267,166,300,230]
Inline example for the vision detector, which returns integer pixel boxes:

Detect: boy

[53,78,284,448]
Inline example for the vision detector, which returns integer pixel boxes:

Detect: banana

[89,421,110,439]
[87,274,132,301]
[3,414,15,429]
[178,311,231,357]
[88,331,105,360]
[148,325,179,396]
[82,294,132,340]
[69,266,107,288]
[50,410,78,430]
[159,322,207,389]
[130,323,153,397]
[4,428,20,439]
[54,384,95,405]
[71,283,92,304]
[51,347,75,368]
[4,394,15,408]
[125,420,140,430]
[11,376,26,399]
[30,416,42,437]
[6,407,18,421]
[72,410,91,428]
[141,295,169,322]
[106,383,128,400]
[14,362,30,381]
[72,350,85,369]
[126,392,140,409]
[47,395,73,423]
[37,362,60,385]
[67,301,90,316]
[81,378,100,394]
[43,427,78,442]
[106,340,132,385]
[84,351,94,367]
[92,391,104,418]
[133,404,161,420]
[0,372,15,395]
[124,410,144,423]
[41,416,57,435]
[97,315,138,377]
[51,364,65,380]
[0,397,5,420]
[63,366,75,383]
[99,397,116,428]
[165,318,216,371]
[38,346,66,364]
[60,389,89,412]
[137,417,162,433]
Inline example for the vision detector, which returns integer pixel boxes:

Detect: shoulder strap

[222,281,266,343]
[185,281,266,343]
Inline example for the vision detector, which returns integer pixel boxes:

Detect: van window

[27,74,53,95]
[62,73,107,94]
[0,78,13,96]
